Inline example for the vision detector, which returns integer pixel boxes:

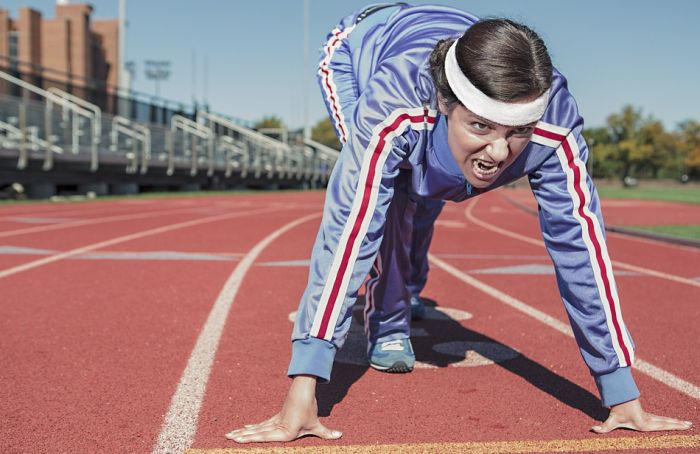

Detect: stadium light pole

[117,0,128,116]
[303,0,310,140]
[145,60,171,99]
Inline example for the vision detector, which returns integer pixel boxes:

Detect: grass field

[628,225,700,242]
[597,186,700,205]
[597,186,700,242]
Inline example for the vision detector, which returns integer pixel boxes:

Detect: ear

[437,96,449,116]
[438,95,447,115]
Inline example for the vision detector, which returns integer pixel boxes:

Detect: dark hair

[429,19,553,113]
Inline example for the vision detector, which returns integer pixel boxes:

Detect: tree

[605,105,649,180]
[311,117,342,150]
[254,115,285,130]
[677,120,700,177]
[583,126,618,178]
[254,115,287,142]
[584,105,684,181]
[637,120,677,178]
[601,105,678,180]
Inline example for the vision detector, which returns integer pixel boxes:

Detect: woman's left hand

[591,399,693,433]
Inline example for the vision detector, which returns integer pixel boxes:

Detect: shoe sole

[369,361,413,373]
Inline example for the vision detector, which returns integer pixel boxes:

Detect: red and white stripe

[363,254,382,341]
[531,121,571,148]
[318,25,356,144]
[536,121,634,367]
[310,107,437,340]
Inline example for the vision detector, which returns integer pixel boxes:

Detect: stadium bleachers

[0,69,338,198]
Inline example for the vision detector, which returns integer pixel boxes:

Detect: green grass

[0,188,324,206]
[597,186,700,205]
[627,225,700,242]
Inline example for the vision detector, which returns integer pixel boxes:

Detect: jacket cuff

[287,337,336,383]
[594,367,640,407]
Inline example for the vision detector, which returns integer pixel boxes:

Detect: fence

[0,69,338,197]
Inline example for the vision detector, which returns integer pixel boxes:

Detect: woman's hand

[225,375,343,443]
[592,399,693,433]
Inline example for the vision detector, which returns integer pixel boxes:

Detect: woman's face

[443,103,536,189]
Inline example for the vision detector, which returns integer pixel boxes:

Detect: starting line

[186,434,700,453]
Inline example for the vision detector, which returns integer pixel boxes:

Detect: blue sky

[3,0,699,130]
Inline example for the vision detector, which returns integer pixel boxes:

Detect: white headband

[444,40,549,126]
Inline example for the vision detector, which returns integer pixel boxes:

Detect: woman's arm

[530,121,691,431]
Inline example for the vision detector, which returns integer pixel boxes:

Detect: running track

[0,189,697,453]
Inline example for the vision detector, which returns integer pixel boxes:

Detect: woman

[227,3,692,442]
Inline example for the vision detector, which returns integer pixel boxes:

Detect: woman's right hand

[225,375,343,443]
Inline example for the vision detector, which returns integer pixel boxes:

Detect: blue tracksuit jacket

[288,3,639,407]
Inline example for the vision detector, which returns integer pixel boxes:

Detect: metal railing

[111,116,151,174]
[0,118,63,163]
[0,70,339,189]
[47,87,102,171]
[170,115,212,176]
[303,138,340,183]
[197,111,301,180]
[219,135,249,178]
[1,70,99,171]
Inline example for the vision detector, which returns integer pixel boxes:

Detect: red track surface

[0,189,697,453]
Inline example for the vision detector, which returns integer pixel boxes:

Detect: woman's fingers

[230,427,295,443]
[226,425,277,438]
[645,414,693,431]
[299,421,343,440]
[242,416,278,430]
[226,422,341,444]
[591,416,627,434]
[592,410,693,434]
[225,414,281,439]
[225,420,342,443]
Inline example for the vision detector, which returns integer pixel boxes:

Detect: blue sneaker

[410,296,426,320]
[368,338,415,373]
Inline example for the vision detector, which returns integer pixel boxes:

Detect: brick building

[0,1,119,91]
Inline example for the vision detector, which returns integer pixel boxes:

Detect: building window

[8,31,19,70]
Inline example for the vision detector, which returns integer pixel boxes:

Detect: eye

[471,122,489,132]
[512,126,533,136]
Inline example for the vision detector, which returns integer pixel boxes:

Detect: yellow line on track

[186,434,700,453]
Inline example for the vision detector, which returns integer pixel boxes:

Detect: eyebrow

[464,107,536,129]
[473,113,536,129]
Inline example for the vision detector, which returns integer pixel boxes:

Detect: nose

[485,138,509,163]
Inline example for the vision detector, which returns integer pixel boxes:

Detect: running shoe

[368,338,415,373]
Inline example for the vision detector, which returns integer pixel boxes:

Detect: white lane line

[607,230,700,254]
[0,207,280,280]
[0,247,244,262]
[428,253,700,400]
[151,212,321,454]
[433,253,548,260]
[429,254,574,337]
[465,199,700,289]
[6,216,75,224]
[439,200,700,400]
[0,205,139,220]
[499,192,700,255]
[0,206,202,239]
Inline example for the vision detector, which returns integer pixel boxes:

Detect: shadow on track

[316,297,607,422]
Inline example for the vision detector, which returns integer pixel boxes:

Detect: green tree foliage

[311,117,342,150]
[584,126,618,178]
[584,105,687,181]
[676,120,700,177]
[254,115,285,130]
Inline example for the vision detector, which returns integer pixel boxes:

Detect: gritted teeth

[472,159,500,178]
[475,159,498,171]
